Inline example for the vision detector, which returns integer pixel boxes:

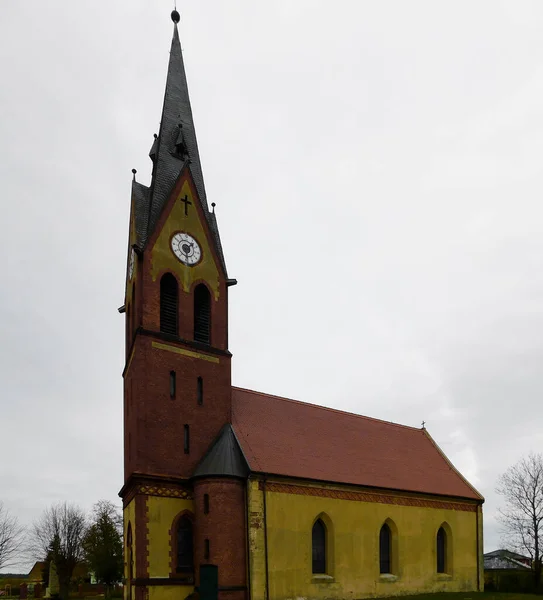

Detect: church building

[119,11,484,600]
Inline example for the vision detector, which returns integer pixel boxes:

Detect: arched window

[197,377,203,405]
[379,523,392,574]
[437,526,446,573]
[312,519,326,574]
[194,284,211,344]
[160,273,178,335]
[176,516,194,573]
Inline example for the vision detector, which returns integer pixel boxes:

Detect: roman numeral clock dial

[171,232,202,266]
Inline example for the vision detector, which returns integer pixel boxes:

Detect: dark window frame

[197,377,203,405]
[160,273,179,336]
[175,515,194,574]
[184,424,190,454]
[170,371,176,399]
[379,523,392,574]
[437,526,446,573]
[312,519,326,574]
[194,284,211,344]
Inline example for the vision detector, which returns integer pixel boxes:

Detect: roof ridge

[232,386,422,432]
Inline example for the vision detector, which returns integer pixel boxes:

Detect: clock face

[171,232,202,266]
[128,248,135,280]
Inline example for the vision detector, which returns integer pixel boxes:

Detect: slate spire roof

[130,17,227,274]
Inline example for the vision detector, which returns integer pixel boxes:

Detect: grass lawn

[379,594,538,600]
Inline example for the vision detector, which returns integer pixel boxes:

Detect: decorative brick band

[152,341,220,364]
[259,482,477,513]
[123,481,193,506]
[138,484,193,500]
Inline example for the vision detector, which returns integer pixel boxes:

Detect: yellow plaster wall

[147,495,194,578]
[249,482,482,600]
[149,586,194,600]
[248,479,268,600]
[123,499,136,600]
[150,179,220,299]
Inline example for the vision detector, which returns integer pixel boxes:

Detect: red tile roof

[231,387,483,501]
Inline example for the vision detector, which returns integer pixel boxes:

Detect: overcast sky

[2,0,543,571]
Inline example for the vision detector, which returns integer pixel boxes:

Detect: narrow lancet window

[160,273,178,335]
[170,371,176,399]
[437,527,446,573]
[379,523,392,574]
[176,516,194,573]
[197,377,203,405]
[194,284,211,344]
[312,519,326,574]
[184,424,190,454]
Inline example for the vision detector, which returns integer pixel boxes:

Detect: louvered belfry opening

[194,284,211,344]
[160,273,178,335]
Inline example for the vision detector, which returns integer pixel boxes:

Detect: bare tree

[0,502,24,570]
[496,453,543,590]
[28,503,87,600]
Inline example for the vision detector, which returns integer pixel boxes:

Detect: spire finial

[171,6,180,24]
[132,168,137,181]
[211,202,216,213]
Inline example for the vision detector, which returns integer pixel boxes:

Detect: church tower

[120,11,247,600]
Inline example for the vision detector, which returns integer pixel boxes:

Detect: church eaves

[131,16,227,275]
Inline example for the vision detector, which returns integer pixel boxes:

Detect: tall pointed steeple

[149,13,208,228]
[133,11,227,273]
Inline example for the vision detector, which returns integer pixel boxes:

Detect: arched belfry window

[176,515,194,573]
[312,519,326,574]
[437,526,446,573]
[194,284,211,344]
[160,273,178,335]
[379,523,392,574]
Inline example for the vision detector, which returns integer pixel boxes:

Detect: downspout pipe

[245,478,252,600]
[476,504,481,591]
[263,476,270,600]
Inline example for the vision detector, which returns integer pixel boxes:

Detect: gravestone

[48,562,60,597]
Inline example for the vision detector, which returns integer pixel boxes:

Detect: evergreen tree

[83,501,123,598]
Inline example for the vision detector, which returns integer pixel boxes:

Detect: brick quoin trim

[260,481,478,512]
[135,495,149,577]
[134,495,149,600]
